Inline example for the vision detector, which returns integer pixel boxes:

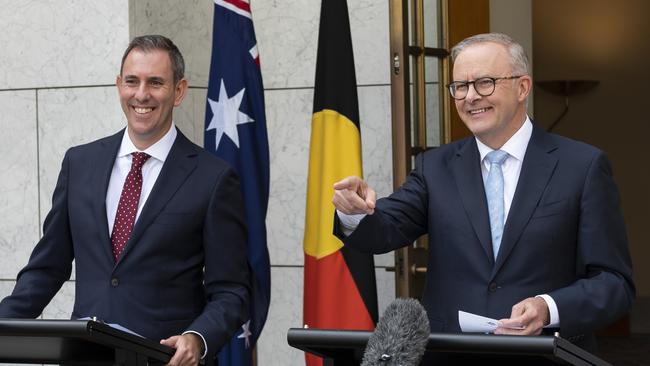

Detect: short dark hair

[120,35,185,84]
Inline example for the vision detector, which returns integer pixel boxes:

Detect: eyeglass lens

[449,78,495,99]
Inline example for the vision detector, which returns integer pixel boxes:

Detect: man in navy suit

[333,33,634,351]
[0,35,250,366]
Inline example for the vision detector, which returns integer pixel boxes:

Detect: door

[388,0,489,298]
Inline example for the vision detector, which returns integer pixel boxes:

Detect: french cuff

[536,294,560,328]
[182,330,207,359]
[336,210,366,237]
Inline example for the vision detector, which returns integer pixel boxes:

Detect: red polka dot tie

[111,152,151,262]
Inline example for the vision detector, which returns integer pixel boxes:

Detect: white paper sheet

[458,310,500,333]
[458,310,525,333]
[77,316,145,338]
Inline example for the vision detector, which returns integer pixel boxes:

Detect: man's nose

[134,84,150,101]
[465,83,482,102]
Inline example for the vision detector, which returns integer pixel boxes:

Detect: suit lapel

[117,130,198,263]
[451,138,494,264]
[492,126,558,277]
[94,130,124,263]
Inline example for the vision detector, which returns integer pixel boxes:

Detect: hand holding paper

[495,297,549,336]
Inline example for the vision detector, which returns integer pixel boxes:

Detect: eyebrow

[453,75,494,82]
[147,76,166,83]
[123,75,167,83]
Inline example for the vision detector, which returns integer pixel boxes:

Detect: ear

[116,74,122,89]
[518,75,532,102]
[173,78,189,107]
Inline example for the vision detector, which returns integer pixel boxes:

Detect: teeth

[469,108,489,114]
[134,107,153,114]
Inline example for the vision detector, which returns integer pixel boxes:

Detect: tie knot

[131,152,151,170]
[486,150,508,165]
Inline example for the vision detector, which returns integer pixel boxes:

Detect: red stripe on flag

[304,251,375,366]
[222,0,251,13]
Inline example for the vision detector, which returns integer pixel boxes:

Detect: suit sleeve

[0,150,74,318]
[549,151,635,335]
[335,153,429,253]
[186,167,251,357]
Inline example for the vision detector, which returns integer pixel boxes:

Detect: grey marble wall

[0,0,130,305]
[0,1,129,89]
[0,1,396,365]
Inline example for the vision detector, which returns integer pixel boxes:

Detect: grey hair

[120,34,185,84]
[451,33,529,75]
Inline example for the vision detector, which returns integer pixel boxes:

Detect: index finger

[497,318,526,330]
[365,187,376,208]
[333,176,360,190]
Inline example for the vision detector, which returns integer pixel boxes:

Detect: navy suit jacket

[0,128,251,359]
[337,125,634,349]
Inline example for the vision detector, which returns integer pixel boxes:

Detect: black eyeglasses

[447,75,524,100]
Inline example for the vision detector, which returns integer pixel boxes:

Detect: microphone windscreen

[361,298,430,366]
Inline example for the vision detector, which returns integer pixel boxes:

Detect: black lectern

[0,319,174,365]
[287,328,612,366]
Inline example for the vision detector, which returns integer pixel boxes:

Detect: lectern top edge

[287,328,613,366]
[0,318,175,365]
[0,319,92,337]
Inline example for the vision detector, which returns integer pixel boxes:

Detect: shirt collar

[476,116,533,163]
[117,122,178,163]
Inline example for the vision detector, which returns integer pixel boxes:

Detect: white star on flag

[237,320,253,348]
[206,79,254,148]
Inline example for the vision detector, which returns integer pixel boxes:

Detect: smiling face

[452,42,531,149]
[117,48,187,150]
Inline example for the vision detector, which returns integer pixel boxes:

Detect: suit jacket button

[111,278,119,287]
[488,282,498,292]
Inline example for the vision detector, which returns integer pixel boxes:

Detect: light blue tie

[484,150,509,260]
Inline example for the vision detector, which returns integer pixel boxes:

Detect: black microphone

[361,298,430,366]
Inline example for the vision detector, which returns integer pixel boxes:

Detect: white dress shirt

[106,124,177,234]
[337,116,560,328]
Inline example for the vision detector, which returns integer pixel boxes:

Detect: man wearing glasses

[332,33,634,352]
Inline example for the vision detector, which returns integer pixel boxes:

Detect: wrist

[534,297,550,325]
[182,331,206,359]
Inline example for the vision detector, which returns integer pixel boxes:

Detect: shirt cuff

[536,294,560,328]
[182,330,207,359]
[336,210,366,237]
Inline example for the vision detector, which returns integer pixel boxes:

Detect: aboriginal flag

[303,0,378,365]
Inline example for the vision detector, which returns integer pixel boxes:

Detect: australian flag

[204,0,271,365]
